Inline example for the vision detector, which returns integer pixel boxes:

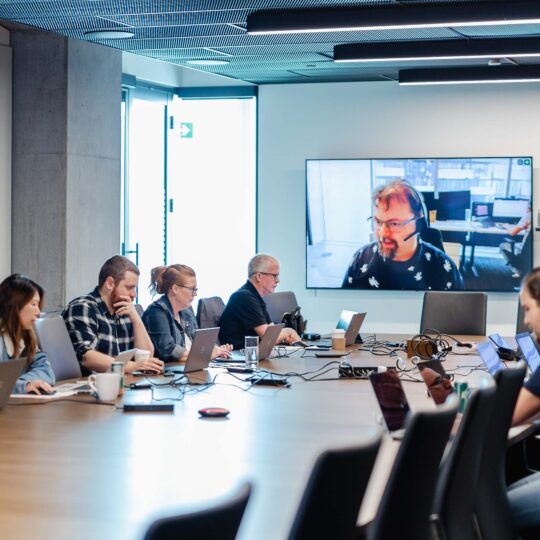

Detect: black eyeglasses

[179,285,198,294]
[259,272,280,281]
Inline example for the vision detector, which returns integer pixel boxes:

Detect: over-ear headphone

[406,334,452,361]
[402,182,428,242]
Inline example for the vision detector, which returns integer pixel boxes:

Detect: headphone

[407,334,452,361]
[399,182,429,242]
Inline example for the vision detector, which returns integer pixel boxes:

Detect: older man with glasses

[342,179,463,290]
[219,254,301,350]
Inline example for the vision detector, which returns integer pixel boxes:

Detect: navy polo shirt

[525,365,540,397]
[218,281,271,350]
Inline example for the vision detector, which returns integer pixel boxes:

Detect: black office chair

[421,226,446,253]
[500,229,533,279]
[143,482,252,540]
[288,435,381,540]
[365,399,458,540]
[264,291,299,324]
[420,291,488,335]
[517,301,529,334]
[475,363,526,540]
[432,381,497,540]
[196,297,225,329]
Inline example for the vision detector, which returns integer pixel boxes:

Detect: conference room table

[0,334,534,540]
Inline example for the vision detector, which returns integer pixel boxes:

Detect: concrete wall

[66,39,121,303]
[11,29,121,309]
[0,42,11,281]
[258,81,540,336]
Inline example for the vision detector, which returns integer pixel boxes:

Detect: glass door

[122,88,168,307]
[166,96,256,304]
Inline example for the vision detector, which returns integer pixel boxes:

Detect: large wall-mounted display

[306,157,533,292]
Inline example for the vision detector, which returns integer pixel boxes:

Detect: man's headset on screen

[374,180,429,243]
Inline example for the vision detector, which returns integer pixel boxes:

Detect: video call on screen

[306,157,532,292]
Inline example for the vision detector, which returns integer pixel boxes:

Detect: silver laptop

[312,311,367,347]
[165,327,220,380]
[338,311,367,346]
[35,316,82,380]
[0,358,26,409]
[223,324,285,362]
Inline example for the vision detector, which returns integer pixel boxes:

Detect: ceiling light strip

[247,1,540,35]
[398,65,540,85]
[334,37,540,63]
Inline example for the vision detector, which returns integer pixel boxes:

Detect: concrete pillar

[11,28,121,310]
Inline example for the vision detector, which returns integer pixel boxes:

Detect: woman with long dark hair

[0,274,55,394]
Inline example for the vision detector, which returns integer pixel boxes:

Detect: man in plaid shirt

[63,255,163,375]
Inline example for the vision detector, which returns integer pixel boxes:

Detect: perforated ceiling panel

[1,0,539,85]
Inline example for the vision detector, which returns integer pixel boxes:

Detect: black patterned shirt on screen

[342,240,464,291]
[62,287,134,375]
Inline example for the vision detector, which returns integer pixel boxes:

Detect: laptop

[0,358,26,409]
[309,311,367,348]
[165,327,220,381]
[516,332,540,373]
[477,341,505,376]
[417,359,454,404]
[488,333,511,349]
[369,369,411,439]
[35,316,82,380]
[227,324,284,362]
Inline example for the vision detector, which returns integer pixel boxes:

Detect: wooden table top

[0,334,532,540]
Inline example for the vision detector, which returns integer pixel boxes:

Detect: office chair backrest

[264,291,299,324]
[288,435,381,540]
[421,227,445,253]
[516,301,528,334]
[143,482,252,540]
[432,381,497,540]
[34,315,82,380]
[196,297,226,329]
[420,291,488,335]
[367,399,458,540]
[474,363,526,540]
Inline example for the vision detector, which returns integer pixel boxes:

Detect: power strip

[338,366,378,379]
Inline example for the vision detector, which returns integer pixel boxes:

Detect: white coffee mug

[88,372,120,401]
[134,349,151,362]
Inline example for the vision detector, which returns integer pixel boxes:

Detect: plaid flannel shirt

[62,287,134,371]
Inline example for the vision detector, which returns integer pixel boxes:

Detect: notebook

[369,369,410,439]
[417,359,454,404]
[0,358,26,409]
[516,332,540,373]
[216,324,284,362]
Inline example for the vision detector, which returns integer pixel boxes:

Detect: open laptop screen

[477,342,504,376]
[516,333,540,373]
[369,370,410,432]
